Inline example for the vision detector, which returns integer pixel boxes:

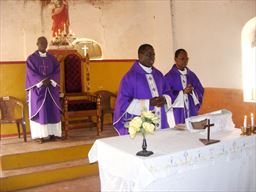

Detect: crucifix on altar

[199,119,220,145]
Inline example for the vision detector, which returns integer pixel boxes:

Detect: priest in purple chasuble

[164,49,204,125]
[113,44,173,135]
[25,36,62,142]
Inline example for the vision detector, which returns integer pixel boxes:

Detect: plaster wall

[172,0,256,88]
[0,0,255,88]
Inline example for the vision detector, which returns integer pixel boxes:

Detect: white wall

[0,0,173,73]
[0,0,255,89]
[172,0,256,89]
[0,1,42,61]
[70,0,174,73]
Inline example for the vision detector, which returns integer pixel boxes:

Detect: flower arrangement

[125,110,160,138]
[50,27,76,47]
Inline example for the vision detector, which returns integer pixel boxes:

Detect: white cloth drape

[89,128,256,192]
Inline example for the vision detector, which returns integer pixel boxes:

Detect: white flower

[141,111,155,119]
[142,122,155,134]
[128,126,137,139]
[129,116,142,132]
[126,110,157,138]
[151,116,160,124]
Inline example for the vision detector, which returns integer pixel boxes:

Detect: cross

[39,59,48,76]
[199,119,220,145]
[204,119,215,141]
[82,45,88,57]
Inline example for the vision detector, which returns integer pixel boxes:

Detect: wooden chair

[0,96,27,142]
[61,53,102,138]
[95,90,116,131]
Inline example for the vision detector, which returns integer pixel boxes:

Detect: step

[0,158,98,192]
[1,143,93,170]
[0,126,117,191]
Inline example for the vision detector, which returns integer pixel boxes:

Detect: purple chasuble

[25,51,61,124]
[113,61,170,135]
[164,64,204,124]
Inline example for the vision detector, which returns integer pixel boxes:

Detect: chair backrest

[95,90,116,112]
[0,96,24,121]
[47,49,90,94]
[64,54,82,93]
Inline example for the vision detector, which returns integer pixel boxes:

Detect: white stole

[171,68,200,119]
[126,63,173,129]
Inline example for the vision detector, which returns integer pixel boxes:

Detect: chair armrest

[64,92,99,102]
[110,92,117,98]
[110,94,117,99]
[14,99,25,119]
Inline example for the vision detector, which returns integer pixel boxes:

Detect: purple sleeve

[113,74,134,135]
[164,71,181,103]
[25,55,45,90]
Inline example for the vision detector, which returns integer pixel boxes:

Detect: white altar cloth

[88,128,256,192]
[185,109,235,133]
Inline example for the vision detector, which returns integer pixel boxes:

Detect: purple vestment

[25,51,61,124]
[164,64,204,124]
[113,61,170,135]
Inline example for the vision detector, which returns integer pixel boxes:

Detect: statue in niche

[51,0,70,37]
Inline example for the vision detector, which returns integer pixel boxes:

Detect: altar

[88,127,256,191]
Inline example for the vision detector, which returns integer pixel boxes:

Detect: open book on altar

[185,109,235,133]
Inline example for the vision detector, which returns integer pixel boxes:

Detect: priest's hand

[183,84,193,94]
[42,78,51,86]
[150,96,166,107]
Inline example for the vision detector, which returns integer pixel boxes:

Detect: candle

[55,32,57,37]
[251,113,254,127]
[243,115,247,128]
[58,29,60,34]
[64,23,66,34]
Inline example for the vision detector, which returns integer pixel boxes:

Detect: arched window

[242,17,256,103]
[72,38,102,60]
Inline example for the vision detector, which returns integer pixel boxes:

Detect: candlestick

[243,115,247,128]
[251,113,254,127]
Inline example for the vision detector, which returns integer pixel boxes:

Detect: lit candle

[251,113,254,127]
[64,23,66,34]
[55,32,57,37]
[243,115,247,128]
[58,29,60,34]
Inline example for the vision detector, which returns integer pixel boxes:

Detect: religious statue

[51,0,70,36]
